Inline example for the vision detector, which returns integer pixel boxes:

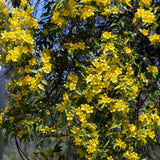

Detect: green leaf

[110,23,117,27]
[103,139,110,148]
[55,0,63,10]
[109,124,121,132]
[27,126,30,133]
[42,80,48,85]
[93,39,100,46]
[32,69,38,73]
[75,90,82,96]
[120,20,125,29]
[38,84,45,91]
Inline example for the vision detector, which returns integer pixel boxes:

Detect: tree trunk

[0,66,5,160]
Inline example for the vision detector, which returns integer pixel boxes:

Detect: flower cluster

[139,0,152,7]
[65,73,78,91]
[0,0,160,160]
[148,33,160,45]
[41,49,53,73]
[133,8,156,24]
[147,65,158,74]
[64,42,85,51]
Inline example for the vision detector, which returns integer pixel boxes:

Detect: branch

[15,136,30,160]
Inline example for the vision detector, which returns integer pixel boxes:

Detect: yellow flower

[146,128,155,139]
[40,126,52,133]
[81,104,93,113]
[125,47,132,54]
[101,31,112,41]
[14,94,22,101]
[65,73,78,91]
[24,65,31,73]
[99,93,112,104]
[137,129,147,144]
[86,74,95,84]
[22,90,28,96]
[107,156,114,160]
[43,29,48,35]
[83,0,92,3]
[102,0,112,6]
[139,112,148,122]
[9,49,19,62]
[139,0,152,7]
[128,124,137,137]
[87,139,98,153]
[101,8,112,15]
[79,5,95,19]
[29,58,37,66]
[20,0,27,7]
[42,63,52,73]
[124,151,140,160]
[74,138,82,145]
[3,107,9,113]
[109,100,129,114]
[14,102,21,108]
[115,139,126,149]
[17,130,27,138]
[57,104,65,112]
[66,112,74,121]
[147,65,158,74]
[51,10,66,27]
[65,42,85,50]
[149,33,160,45]
[141,29,148,36]
[111,7,119,14]
[103,43,115,53]
[133,8,156,24]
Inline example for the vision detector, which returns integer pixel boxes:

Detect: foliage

[0,0,10,63]
[0,0,160,159]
